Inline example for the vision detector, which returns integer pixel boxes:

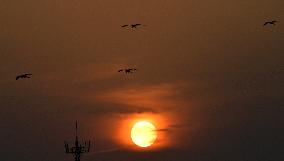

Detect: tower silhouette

[64,121,92,161]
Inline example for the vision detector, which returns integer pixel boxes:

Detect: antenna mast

[64,121,93,161]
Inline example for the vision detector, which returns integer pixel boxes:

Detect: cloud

[154,128,170,132]
[75,102,159,115]
[94,82,189,114]
[154,124,191,132]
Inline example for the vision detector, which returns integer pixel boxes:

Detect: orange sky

[0,0,283,161]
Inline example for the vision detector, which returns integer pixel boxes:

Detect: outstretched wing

[263,22,269,26]
[118,69,124,72]
[121,25,128,28]
[16,73,32,80]
[131,24,142,28]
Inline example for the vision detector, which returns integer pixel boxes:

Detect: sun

[131,121,158,148]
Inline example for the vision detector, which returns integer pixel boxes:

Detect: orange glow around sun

[115,113,170,150]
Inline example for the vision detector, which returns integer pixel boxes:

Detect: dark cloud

[154,124,191,132]
[75,103,159,115]
[154,128,170,132]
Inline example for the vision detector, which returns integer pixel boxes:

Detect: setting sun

[131,121,157,148]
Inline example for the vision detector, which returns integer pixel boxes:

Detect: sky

[0,0,283,161]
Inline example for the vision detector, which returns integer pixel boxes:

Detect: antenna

[64,121,94,161]
[76,120,78,140]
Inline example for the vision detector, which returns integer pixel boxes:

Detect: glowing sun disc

[131,121,157,147]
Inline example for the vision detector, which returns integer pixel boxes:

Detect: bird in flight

[121,24,145,29]
[263,20,278,26]
[118,68,137,74]
[16,74,32,80]
[131,24,142,28]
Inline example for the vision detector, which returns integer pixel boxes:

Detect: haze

[0,0,283,161]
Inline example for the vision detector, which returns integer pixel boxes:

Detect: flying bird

[121,24,145,29]
[16,74,32,80]
[131,24,142,28]
[263,20,278,26]
[118,68,137,74]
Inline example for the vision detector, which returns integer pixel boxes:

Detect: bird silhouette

[263,20,278,26]
[118,68,137,74]
[16,74,32,80]
[121,24,144,29]
[131,24,142,28]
